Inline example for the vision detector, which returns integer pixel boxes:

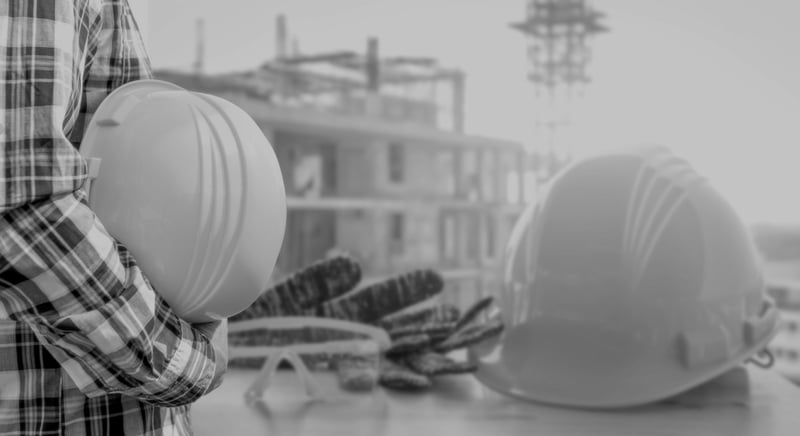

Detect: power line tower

[511,0,608,185]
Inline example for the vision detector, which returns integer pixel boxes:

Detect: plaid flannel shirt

[1,1,223,435]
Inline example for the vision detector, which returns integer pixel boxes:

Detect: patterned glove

[370,295,503,390]
[227,254,365,369]
[227,253,503,391]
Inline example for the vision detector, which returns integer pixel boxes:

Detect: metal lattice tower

[511,0,608,182]
[512,0,608,98]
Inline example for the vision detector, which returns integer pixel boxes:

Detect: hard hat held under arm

[469,145,781,409]
[80,80,287,323]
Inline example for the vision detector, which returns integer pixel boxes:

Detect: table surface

[190,365,800,436]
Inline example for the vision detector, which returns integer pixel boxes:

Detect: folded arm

[0,193,227,406]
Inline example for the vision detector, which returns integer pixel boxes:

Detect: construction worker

[0,1,227,435]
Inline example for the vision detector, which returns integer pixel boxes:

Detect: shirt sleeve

[2,189,226,407]
[11,0,225,407]
[24,224,225,407]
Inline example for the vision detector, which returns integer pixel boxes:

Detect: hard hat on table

[80,79,286,323]
[468,145,780,408]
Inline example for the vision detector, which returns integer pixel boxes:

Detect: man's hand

[193,319,229,394]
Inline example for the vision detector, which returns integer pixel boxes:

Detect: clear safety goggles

[228,317,391,405]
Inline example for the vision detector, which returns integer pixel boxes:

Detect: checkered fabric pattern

[1,1,223,435]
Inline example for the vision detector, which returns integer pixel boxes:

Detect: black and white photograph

[1,1,799,435]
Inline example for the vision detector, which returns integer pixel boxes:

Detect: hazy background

[134,0,800,227]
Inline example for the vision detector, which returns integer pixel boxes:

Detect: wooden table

[190,365,800,436]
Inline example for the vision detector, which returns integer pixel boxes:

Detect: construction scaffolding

[511,0,608,186]
[154,14,530,310]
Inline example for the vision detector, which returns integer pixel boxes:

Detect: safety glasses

[227,317,391,404]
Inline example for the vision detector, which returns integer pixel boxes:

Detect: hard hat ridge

[469,145,780,409]
[80,79,286,323]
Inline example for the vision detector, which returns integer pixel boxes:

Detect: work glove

[227,253,504,391]
[371,293,501,390]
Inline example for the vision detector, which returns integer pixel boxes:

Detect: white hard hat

[468,145,780,408]
[81,79,286,323]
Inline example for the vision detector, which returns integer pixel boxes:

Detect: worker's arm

[4,192,229,407]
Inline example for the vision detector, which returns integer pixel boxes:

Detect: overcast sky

[137,0,800,226]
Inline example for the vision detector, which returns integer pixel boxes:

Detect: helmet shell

[81,80,286,323]
[468,145,780,408]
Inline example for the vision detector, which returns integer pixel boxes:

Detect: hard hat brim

[467,298,781,409]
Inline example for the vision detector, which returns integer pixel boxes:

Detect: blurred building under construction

[155,15,533,308]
